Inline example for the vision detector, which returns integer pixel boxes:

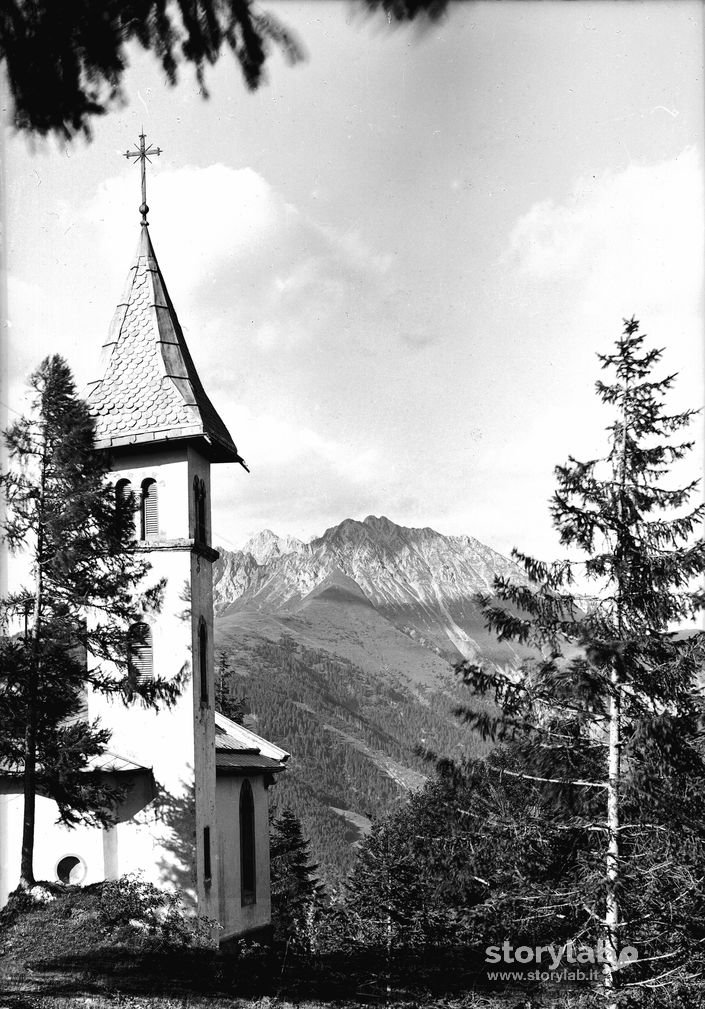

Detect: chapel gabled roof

[86,226,246,466]
[214,710,289,774]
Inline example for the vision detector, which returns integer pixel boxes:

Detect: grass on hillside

[1,883,700,1009]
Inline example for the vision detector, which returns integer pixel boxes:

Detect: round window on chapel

[56,855,86,885]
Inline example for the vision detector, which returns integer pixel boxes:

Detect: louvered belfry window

[240,780,256,905]
[116,478,131,505]
[115,479,136,538]
[140,479,158,539]
[128,622,153,683]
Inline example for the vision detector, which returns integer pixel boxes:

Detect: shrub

[99,874,219,948]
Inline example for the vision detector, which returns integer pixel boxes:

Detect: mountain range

[212,516,527,882]
[214,514,527,668]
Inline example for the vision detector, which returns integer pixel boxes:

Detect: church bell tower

[84,135,247,920]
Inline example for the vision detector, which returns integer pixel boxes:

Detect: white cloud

[504,148,703,331]
[224,405,379,486]
[6,275,53,413]
[501,147,704,437]
[82,164,396,357]
[460,149,705,564]
[210,406,385,548]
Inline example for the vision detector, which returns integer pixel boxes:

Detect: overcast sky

[3,1,703,564]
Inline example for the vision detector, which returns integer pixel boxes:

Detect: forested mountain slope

[213,630,489,884]
[213,516,523,881]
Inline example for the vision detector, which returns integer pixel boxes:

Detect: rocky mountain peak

[214,515,527,662]
[362,514,398,533]
[320,517,368,544]
[241,529,305,565]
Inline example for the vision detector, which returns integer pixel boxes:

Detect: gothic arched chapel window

[240,779,256,905]
[140,478,158,540]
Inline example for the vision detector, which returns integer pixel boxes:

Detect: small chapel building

[0,147,288,942]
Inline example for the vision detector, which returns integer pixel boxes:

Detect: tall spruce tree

[456,319,705,1002]
[0,355,178,890]
[345,777,480,951]
[270,807,323,947]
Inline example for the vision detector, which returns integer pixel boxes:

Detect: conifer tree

[0,355,178,890]
[345,787,467,951]
[456,319,705,1002]
[214,650,247,725]
[269,807,323,947]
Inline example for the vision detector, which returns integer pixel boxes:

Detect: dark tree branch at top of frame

[0,0,450,139]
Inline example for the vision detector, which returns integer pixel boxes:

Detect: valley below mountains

[213,515,526,883]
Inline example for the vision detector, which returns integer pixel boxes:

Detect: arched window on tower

[199,618,208,705]
[239,780,256,905]
[115,479,135,537]
[127,621,153,684]
[140,479,158,540]
[115,478,132,505]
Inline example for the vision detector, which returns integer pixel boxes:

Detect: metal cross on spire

[124,132,162,226]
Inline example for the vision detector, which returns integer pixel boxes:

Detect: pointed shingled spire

[86,226,247,467]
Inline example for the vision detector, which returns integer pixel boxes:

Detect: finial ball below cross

[124,132,162,226]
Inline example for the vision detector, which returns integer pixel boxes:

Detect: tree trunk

[602,353,629,1005]
[603,665,621,1008]
[19,586,41,889]
[20,437,48,890]
[19,698,37,889]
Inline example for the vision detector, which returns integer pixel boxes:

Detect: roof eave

[216,762,287,775]
[95,429,244,465]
